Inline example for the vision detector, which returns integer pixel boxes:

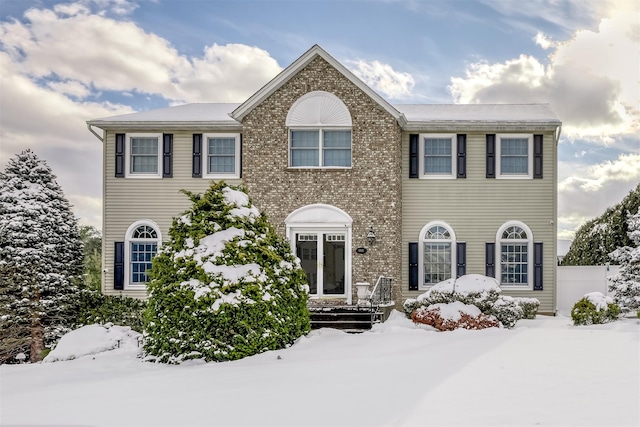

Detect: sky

[0,0,638,240]
[2,313,639,425]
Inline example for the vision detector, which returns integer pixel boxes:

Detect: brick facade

[241,56,403,304]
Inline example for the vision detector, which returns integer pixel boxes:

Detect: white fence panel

[556,265,620,315]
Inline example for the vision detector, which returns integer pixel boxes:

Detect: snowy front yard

[2,313,638,427]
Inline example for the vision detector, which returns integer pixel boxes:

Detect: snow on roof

[395,103,560,123]
[88,102,560,127]
[89,103,241,123]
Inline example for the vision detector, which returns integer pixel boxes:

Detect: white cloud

[0,6,282,104]
[534,32,555,49]
[449,1,639,138]
[347,59,415,99]
[558,153,640,239]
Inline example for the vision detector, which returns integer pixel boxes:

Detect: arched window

[125,220,162,288]
[286,91,352,168]
[497,221,533,288]
[419,221,456,287]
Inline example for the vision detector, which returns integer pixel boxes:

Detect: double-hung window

[496,134,533,178]
[419,134,456,178]
[203,133,241,179]
[126,133,162,178]
[290,129,352,168]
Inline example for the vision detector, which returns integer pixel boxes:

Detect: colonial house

[87,44,561,315]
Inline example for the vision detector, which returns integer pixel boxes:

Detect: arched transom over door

[285,204,353,304]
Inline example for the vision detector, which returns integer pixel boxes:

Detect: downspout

[87,123,104,142]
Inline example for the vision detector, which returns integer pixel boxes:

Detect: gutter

[87,123,103,143]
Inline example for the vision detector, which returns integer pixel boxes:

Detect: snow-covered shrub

[490,296,524,329]
[571,292,620,326]
[411,302,500,331]
[0,150,84,363]
[143,182,310,363]
[514,297,540,319]
[608,209,640,314]
[406,274,529,329]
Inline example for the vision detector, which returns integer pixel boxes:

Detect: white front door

[295,230,347,297]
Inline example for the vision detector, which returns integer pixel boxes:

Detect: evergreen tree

[562,184,640,265]
[79,225,102,292]
[608,209,640,314]
[0,150,84,363]
[143,182,310,363]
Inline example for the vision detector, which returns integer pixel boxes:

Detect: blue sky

[1,0,638,240]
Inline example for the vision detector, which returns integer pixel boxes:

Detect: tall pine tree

[0,150,84,363]
[562,184,640,266]
[608,209,640,314]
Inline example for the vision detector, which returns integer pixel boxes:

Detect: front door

[295,231,346,297]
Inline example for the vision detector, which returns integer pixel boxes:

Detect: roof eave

[402,120,562,132]
[85,120,243,131]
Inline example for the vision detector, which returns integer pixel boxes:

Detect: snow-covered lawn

[2,313,638,427]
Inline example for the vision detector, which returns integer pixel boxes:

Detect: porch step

[309,307,382,333]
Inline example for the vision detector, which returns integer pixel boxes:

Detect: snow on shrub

[143,182,310,363]
[43,324,141,363]
[403,274,539,329]
[490,296,524,329]
[571,292,621,326]
[411,301,500,331]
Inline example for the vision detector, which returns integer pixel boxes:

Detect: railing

[369,276,393,306]
[366,276,393,325]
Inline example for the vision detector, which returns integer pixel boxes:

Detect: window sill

[202,174,240,179]
[499,285,533,291]
[123,174,163,179]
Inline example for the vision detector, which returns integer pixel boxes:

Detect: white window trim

[418,221,456,289]
[124,220,162,290]
[202,133,241,179]
[124,133,163,179]
[288,127,352,169]
[496,134,533,179]
[496,220,533,290]
[419,134,456,179]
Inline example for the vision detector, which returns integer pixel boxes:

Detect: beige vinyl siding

[401,131,558,313]
[103,129,242,298]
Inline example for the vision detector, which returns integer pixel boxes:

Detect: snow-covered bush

[571,292,620,326]
[0,150,84,363]
[515,297,540,319]
[490,296,524,329]
[411,302,500,331]
[143,182,310,363]
[403,274,539,329]
[608,209,640,315]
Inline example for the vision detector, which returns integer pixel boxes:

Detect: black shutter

[534,242,543,290]
[409,242,418,290]
[409,134,419,178]
[457,134,466,178]
[486,134,496,178]
[533,134,543,179]
[115,133,125,178]
[456,242,466,277]
[193,134,202,178]
[114,241,124,290]
[485,242,496,278]
[163,134,173,178]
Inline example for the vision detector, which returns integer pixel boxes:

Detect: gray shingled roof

[88,102,560,127]
[395,104,559,123]
[89,103,241,123]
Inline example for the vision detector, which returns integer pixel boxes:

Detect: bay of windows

[290,129,351,168]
